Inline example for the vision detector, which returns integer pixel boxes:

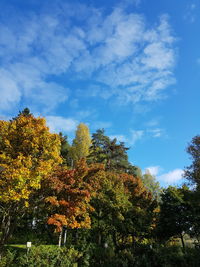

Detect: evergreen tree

[89,129,130,172]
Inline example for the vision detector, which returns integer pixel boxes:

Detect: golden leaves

[0,113,62,204]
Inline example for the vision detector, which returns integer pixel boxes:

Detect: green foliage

[0,249,16,267]
[184,135,200,189]
[0,246,82,267]
[184,136,200,243]
[156,186,192,246]
[89,129,132,172]
[142,170,162,202]
[59,133,72,166]
[2,244,200,267]
[19,246,81,267]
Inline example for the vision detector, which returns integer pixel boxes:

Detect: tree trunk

[180,233,185,252]
[63,229,67,246]
[58,228,63,247]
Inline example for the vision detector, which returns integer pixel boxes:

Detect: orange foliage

[45,159,104,232]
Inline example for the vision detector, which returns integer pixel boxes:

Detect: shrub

[0,245,82,267]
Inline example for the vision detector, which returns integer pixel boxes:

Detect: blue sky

[0,0,199,187]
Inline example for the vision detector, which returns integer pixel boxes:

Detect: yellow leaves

[0,113,62,205]
[71,123,91,162]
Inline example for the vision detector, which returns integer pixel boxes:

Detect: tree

[184,136,200,244]
[120,173,157,248]
[71,123,91,164]
[45,160,94,233]
[0,110,62,246]
[59,132,72,166]
[89,129,130,172]
[142,170,162,202]
[156,186,192,249]
[90,170,131,249]
[184,135,200,190]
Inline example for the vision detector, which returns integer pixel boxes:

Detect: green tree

[142,170,162,202]
[184,135,200,244]
[59,132,72,166]
[120,173,157,248]
[156,186,192,250]
[89,129,130,172]
[184,135,200,189]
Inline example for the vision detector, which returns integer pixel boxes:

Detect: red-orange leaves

[45,162,94,232]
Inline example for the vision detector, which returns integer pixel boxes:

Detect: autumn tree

[70,123,91,164]
[44,160,93,233]
[0,109,62,247]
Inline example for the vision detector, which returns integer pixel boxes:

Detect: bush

[0,245,82,267]
[0,250,16,267]
[1,244,200,266]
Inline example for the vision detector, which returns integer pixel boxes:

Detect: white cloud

[46,116,78,133]
[145,166,161,176]
[0,2,176,113]
[158,169,184,184]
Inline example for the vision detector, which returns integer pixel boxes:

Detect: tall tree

[43,159,104,233]
[71,123,91,164]
[184,135,200,189]
[0,110,62,247]
[89,129,130,172]
[184,135,200,243]
[59,132,72,166]
[156,186,192,249]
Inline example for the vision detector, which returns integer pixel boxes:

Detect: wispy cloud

[109,125,166,147]
[0,2,176,114]
[147,128,166,138]
[145,118,160,127]
[130,130,144,145]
